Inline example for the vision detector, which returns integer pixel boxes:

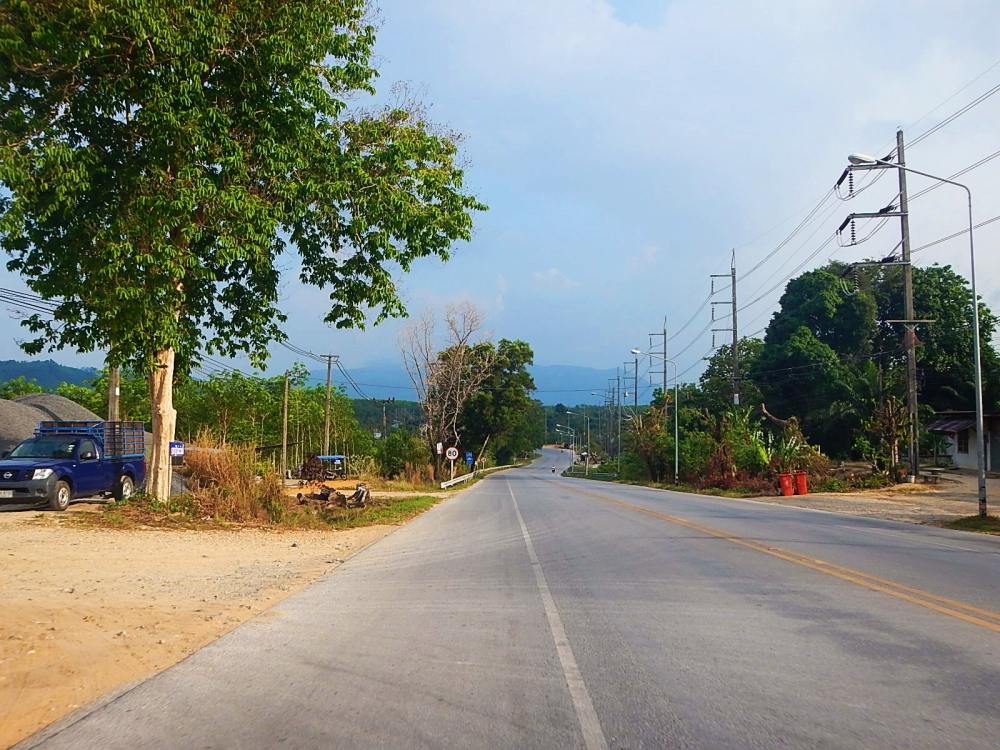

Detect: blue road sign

[465,451,474,466]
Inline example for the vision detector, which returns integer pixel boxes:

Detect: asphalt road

[18,449,1000,749]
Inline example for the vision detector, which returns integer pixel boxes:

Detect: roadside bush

[678,431,717,482]
[349,454,379,479]
[184,436,287,523]
[618,450,650,482]
[377,430,428,478]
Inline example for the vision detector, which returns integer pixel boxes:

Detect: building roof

[926,417,975,433]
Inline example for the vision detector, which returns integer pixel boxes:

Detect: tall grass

[184,435,287,523]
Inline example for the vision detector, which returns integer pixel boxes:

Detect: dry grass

[184,437,286,523]
[73,437,444,531]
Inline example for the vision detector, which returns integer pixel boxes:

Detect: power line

[909,148,1000,202]
[742,188,836,279]
[911,213,1000,255]
[905,55,1000,141]
[910,81,1000,148]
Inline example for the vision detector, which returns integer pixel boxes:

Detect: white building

[927,412,1000,471]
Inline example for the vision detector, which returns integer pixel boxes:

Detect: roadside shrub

[377,430,428,478]
[184,436,287,522]
[349,454,379,479]
[618,451,650,481]
[679,432,717,481]
[402,461,434,485]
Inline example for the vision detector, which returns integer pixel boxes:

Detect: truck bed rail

[37,421,145,458]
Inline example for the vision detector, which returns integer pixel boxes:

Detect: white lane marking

[506,480,609,750]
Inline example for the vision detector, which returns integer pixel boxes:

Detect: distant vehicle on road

[0,421,145,510]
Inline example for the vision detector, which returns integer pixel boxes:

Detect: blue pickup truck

[0,421,145,510]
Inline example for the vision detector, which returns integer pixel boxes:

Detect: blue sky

[5,0,1000,391]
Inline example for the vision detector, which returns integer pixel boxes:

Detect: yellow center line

[562,483,1000,634]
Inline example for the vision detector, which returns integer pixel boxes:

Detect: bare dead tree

[400,302,497,479]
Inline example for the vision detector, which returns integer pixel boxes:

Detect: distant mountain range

[0,358,619,406]
[0,359,97,389]
[313,362,620,406]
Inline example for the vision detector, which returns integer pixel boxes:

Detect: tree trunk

[147,347,177,501]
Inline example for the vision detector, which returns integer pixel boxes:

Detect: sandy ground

[749,469,988,522]
[0,505,395,749]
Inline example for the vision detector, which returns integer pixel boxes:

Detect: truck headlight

[32,468,53,480]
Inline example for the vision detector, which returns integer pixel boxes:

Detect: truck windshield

[8,437,78,459]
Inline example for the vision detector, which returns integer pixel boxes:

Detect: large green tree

[459,339,540,465]
[695,338,764,415]
[754,265,876,455]
[0,1,484,497]
[871,263,1000,412]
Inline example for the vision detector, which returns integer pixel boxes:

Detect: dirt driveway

[0,505,394,748]
[748,469,989,523]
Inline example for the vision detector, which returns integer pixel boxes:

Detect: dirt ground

[749,469,988,523]
[0,504,395,749]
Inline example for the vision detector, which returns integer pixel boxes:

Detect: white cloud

[531,267,581,290]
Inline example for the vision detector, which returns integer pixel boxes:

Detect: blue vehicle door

[74,439,104,496]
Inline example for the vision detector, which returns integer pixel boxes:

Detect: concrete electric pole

[711,252,740,406]
[107,365,120,422]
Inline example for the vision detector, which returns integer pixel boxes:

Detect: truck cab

[0,421,146,510]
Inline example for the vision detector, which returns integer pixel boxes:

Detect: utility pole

[838,130,919,479]
[616,368,622,474]
[633,355,639,409]
[649,322,668,415]
[281,371,290,480]
[711,252,739,406]
[322,354,338,456]
[897,130,919,480]
[731,254,740,406]
[107,365,120,422]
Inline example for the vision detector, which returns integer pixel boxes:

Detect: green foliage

[53,380,105,415]
[459,340,541,464]
[376,429,428,478]
[0,375,43,399]
[677,431,717,481]
[723,406,771,475]
[0,0,485,374]
[696,339,764,414]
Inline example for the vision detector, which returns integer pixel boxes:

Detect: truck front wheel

[49,480,71,511]
[114,474,135,502]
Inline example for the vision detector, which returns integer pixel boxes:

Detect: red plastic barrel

[793,471,808,495]
[778,473,794,496]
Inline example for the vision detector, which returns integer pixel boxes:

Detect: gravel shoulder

[748,472,987,523]
[0,506,394,748]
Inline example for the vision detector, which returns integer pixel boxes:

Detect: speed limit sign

[445,446,459,461]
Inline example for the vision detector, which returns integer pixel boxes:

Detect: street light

[633,348,680,484]
[555,423,577,460]
[848,152,987,517]
[566,411,592,475]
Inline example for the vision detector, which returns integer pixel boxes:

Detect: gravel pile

[0,395,104,453]
[13,393,102,422]
[0,400,52,452]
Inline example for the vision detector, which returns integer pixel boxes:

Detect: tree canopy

[0,1,485,496]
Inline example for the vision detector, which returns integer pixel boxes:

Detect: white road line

[506,480,609,750]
